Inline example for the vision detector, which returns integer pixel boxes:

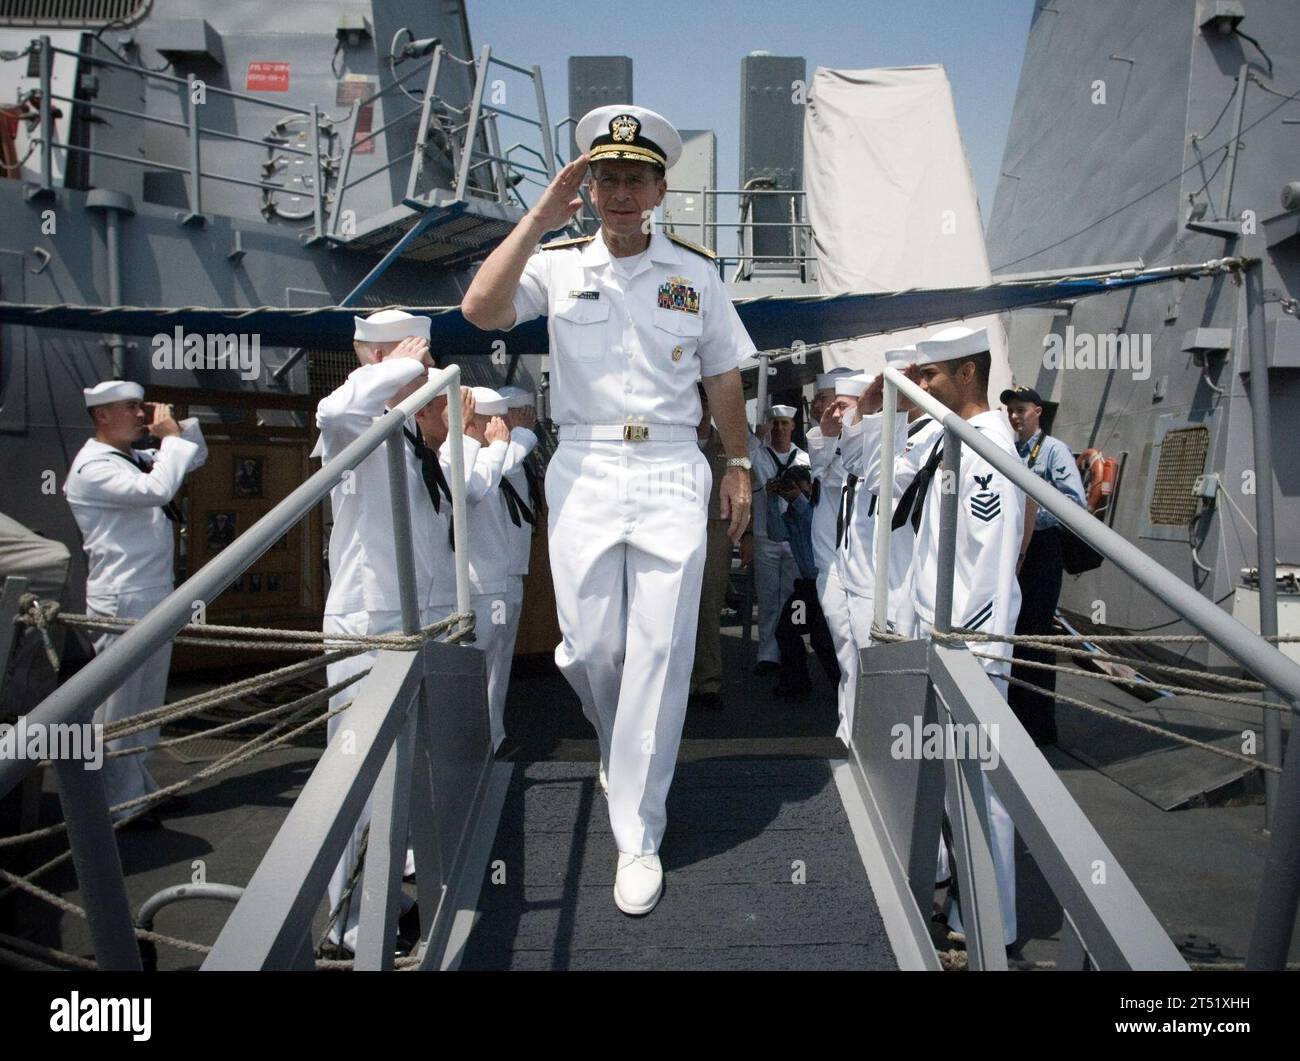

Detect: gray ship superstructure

[0,0,551,609]
[987,0,1300,668]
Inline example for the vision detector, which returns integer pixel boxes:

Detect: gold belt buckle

[623,424,649,442]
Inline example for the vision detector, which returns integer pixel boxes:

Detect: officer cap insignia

[610,114,639,143]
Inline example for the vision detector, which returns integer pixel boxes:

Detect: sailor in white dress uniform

[892,326,1024,947]
[805,369,857,743]
[64,380,207,823]
[490,386,541,748]
[440,387,512,750]
[313,309,444,952]
[747,405,810,670]
[462,104,754,915]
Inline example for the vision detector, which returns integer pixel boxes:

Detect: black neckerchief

[404,427,452,514]
[836,474,859,548]
[766,446,798,473]
[110,450,184,524]
[892,439,944,533]
[500,476,535,528]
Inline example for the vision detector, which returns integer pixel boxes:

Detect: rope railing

[869,622,1289,771]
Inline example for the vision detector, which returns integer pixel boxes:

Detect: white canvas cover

[0,513,71,599]
[803,65,1011,401]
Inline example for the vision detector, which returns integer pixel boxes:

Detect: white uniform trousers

[485,577,525,750]
[86,587,172,820]
[753,536,797,665]
[912,617,1018,946]
[816,565,858,746]
[546,439,709,856]
[474,589,510,752]
[324,607,432,950]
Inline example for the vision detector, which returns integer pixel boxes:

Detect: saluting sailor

[748,405,810,674]
[443,386,512,751]
[314,309,442,954]
[896,326,1024,949]
[64,380,208,827]
[462,104,754,915]
[491,385,541,745]
[808,370,868,742]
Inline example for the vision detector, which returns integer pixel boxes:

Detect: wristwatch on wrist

[726,456,752,471]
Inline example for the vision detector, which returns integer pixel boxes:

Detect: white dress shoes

[614,852,663,915]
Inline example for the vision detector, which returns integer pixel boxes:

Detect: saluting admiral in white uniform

[64,380,208,825]
[747,406,810,672]
[313,309,443,953]
[889,326,1024,947]
[462,105,755,916]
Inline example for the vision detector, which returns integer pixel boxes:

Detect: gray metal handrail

[0,362,471,802]
[873,363,1300,968]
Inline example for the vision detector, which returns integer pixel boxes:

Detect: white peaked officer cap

[815,367,855,392]
[834,373,873,398]
[884,345,916,369]
[913,326,990,367]
[84,380,144,407]
[498,386,535,409]
[471,387,509,416]
[576,105,683,171]
[353,309,431,343]
[767,404,798,421]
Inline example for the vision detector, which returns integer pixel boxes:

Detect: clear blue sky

[468,0,1037,231]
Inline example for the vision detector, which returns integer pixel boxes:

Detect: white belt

[560,423,698,443]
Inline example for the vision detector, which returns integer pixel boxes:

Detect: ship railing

[0,365,482,970]
[851,364,1300,969]
[331,43,556,240]
[19,35,555,248]
[23,35,337,238]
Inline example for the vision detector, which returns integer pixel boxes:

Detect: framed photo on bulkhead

[233,456,265,498]
[206,511,237,552]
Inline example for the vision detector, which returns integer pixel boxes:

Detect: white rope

[967,648,1286,712]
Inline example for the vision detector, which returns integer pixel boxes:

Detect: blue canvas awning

[0,260,1238,358]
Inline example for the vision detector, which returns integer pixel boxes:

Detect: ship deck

[3,623,1297,970]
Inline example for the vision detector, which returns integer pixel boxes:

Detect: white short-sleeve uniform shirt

[509,230,755,426]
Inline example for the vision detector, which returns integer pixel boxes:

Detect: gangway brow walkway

[454,758,895,971]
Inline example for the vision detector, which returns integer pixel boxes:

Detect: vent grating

[1149,426,1210,526]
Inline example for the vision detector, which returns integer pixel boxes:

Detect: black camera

[778,465,812,490]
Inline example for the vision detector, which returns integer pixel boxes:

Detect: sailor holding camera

[64,382,208,827]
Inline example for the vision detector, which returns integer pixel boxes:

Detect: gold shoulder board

[540,235,595,251]
[666,233,717,260]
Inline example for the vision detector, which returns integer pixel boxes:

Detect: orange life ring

[1077,449,1117,513]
